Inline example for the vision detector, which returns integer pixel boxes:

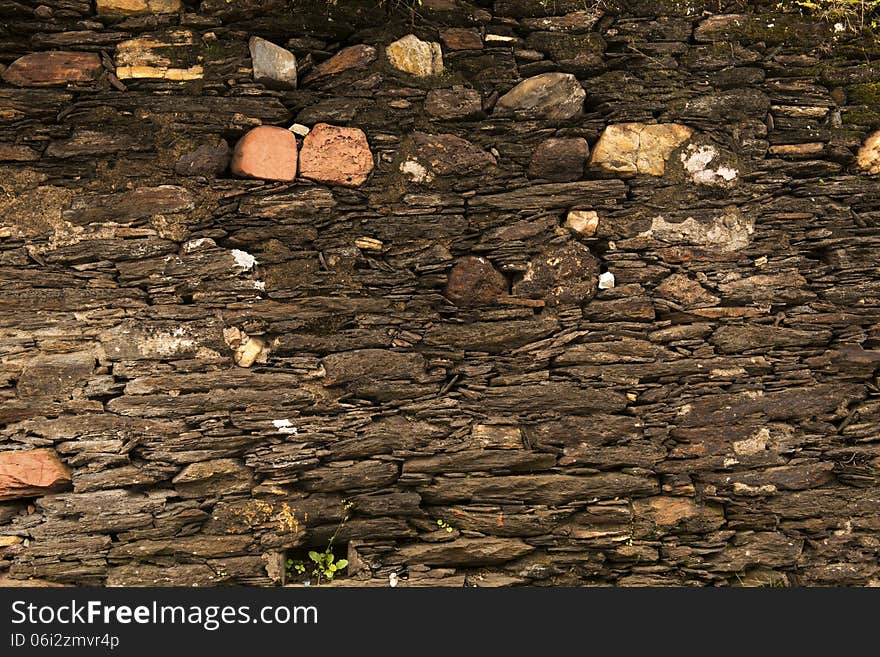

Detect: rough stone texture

[231,126,298,182]
[115,30,203,80]
[444,256,507,307]
[299,123,374,187]
[400,132,496,183]
[0,450,72,501]
[2,52,102,87]
[425,87,482,120]
[494,72,585,120]
[249,37,297,90]
[512,243,601,307]
[97,0,181,15]
[386,34,444,77]
[856,130,880,175]
[1,1,880,589]
[300,45,377,85]
[173,137,230,177]
[590,123,693,176]
[528,137,589,181]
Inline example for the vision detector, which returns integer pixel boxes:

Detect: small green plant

[790,0,880,32]
[285,499,354,585]
[436,519,454,533]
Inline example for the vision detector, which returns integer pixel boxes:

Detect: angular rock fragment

[399,132,496,183]
[301,44,377,85]
[299,123,374,187]
[17,352,95,399]
[249,36,297,89]
[512,242,600,306]
[231,125,298,182]
[565,210,598,236]
[173,136,230,177]
[386,34,444,77]
[440,28,482,51]
[856,129,880,174]
[444,256,507,307]
[172,459,253,499]
[528,137,589,181]
[0,450,72,501]
[398,538,534,566]
[494,72,585,121]
[2,52,102,87]
[655,273,719,308]
[425,87,482,120]
[590,123,692,176]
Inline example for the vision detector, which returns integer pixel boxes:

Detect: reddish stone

[299,123,374,187]
[301,44,377,85]
[528,137,589,182]
[2,51,102,87]
[0,449,72,501]
[440,28,483,51]
[444,256,507,307]
[231,126,298,182]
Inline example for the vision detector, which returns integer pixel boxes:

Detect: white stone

[231,249,257,271]
[400,158,434,183]
[289,123,310,136]
[680,144,738,186]
[598,271,615,289]
[272,419,299,435]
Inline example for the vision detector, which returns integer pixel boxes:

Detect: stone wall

[2,0,880,587]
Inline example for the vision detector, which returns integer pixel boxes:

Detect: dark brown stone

[444,256,507,307]
[173,136,230,177]
[301,44,377,85]
[512,242,600,306]
[440,28,483,51]
[2,52,102,87]
[424,87,483,120]
[527,137,589,181]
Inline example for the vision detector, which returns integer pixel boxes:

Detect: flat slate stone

[301,44,377,85]
[2,52,102,87]
[528,136,589,181]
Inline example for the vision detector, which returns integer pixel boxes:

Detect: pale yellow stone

[115,30,203,80]
[565,210,599,236]
[115,65,203,80]
[97,0,181,14]
[856,129,880,175]
[590,122,692,176]
[354,236,384,251]
[0,536,23,547]
[235,338,265,367]
[386,34,443,77]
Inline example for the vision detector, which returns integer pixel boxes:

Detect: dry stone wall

[1,0,880,587]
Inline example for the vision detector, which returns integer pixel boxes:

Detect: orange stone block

[298,123,374,187]
[0,449,72,501]
[230,125,298,182]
